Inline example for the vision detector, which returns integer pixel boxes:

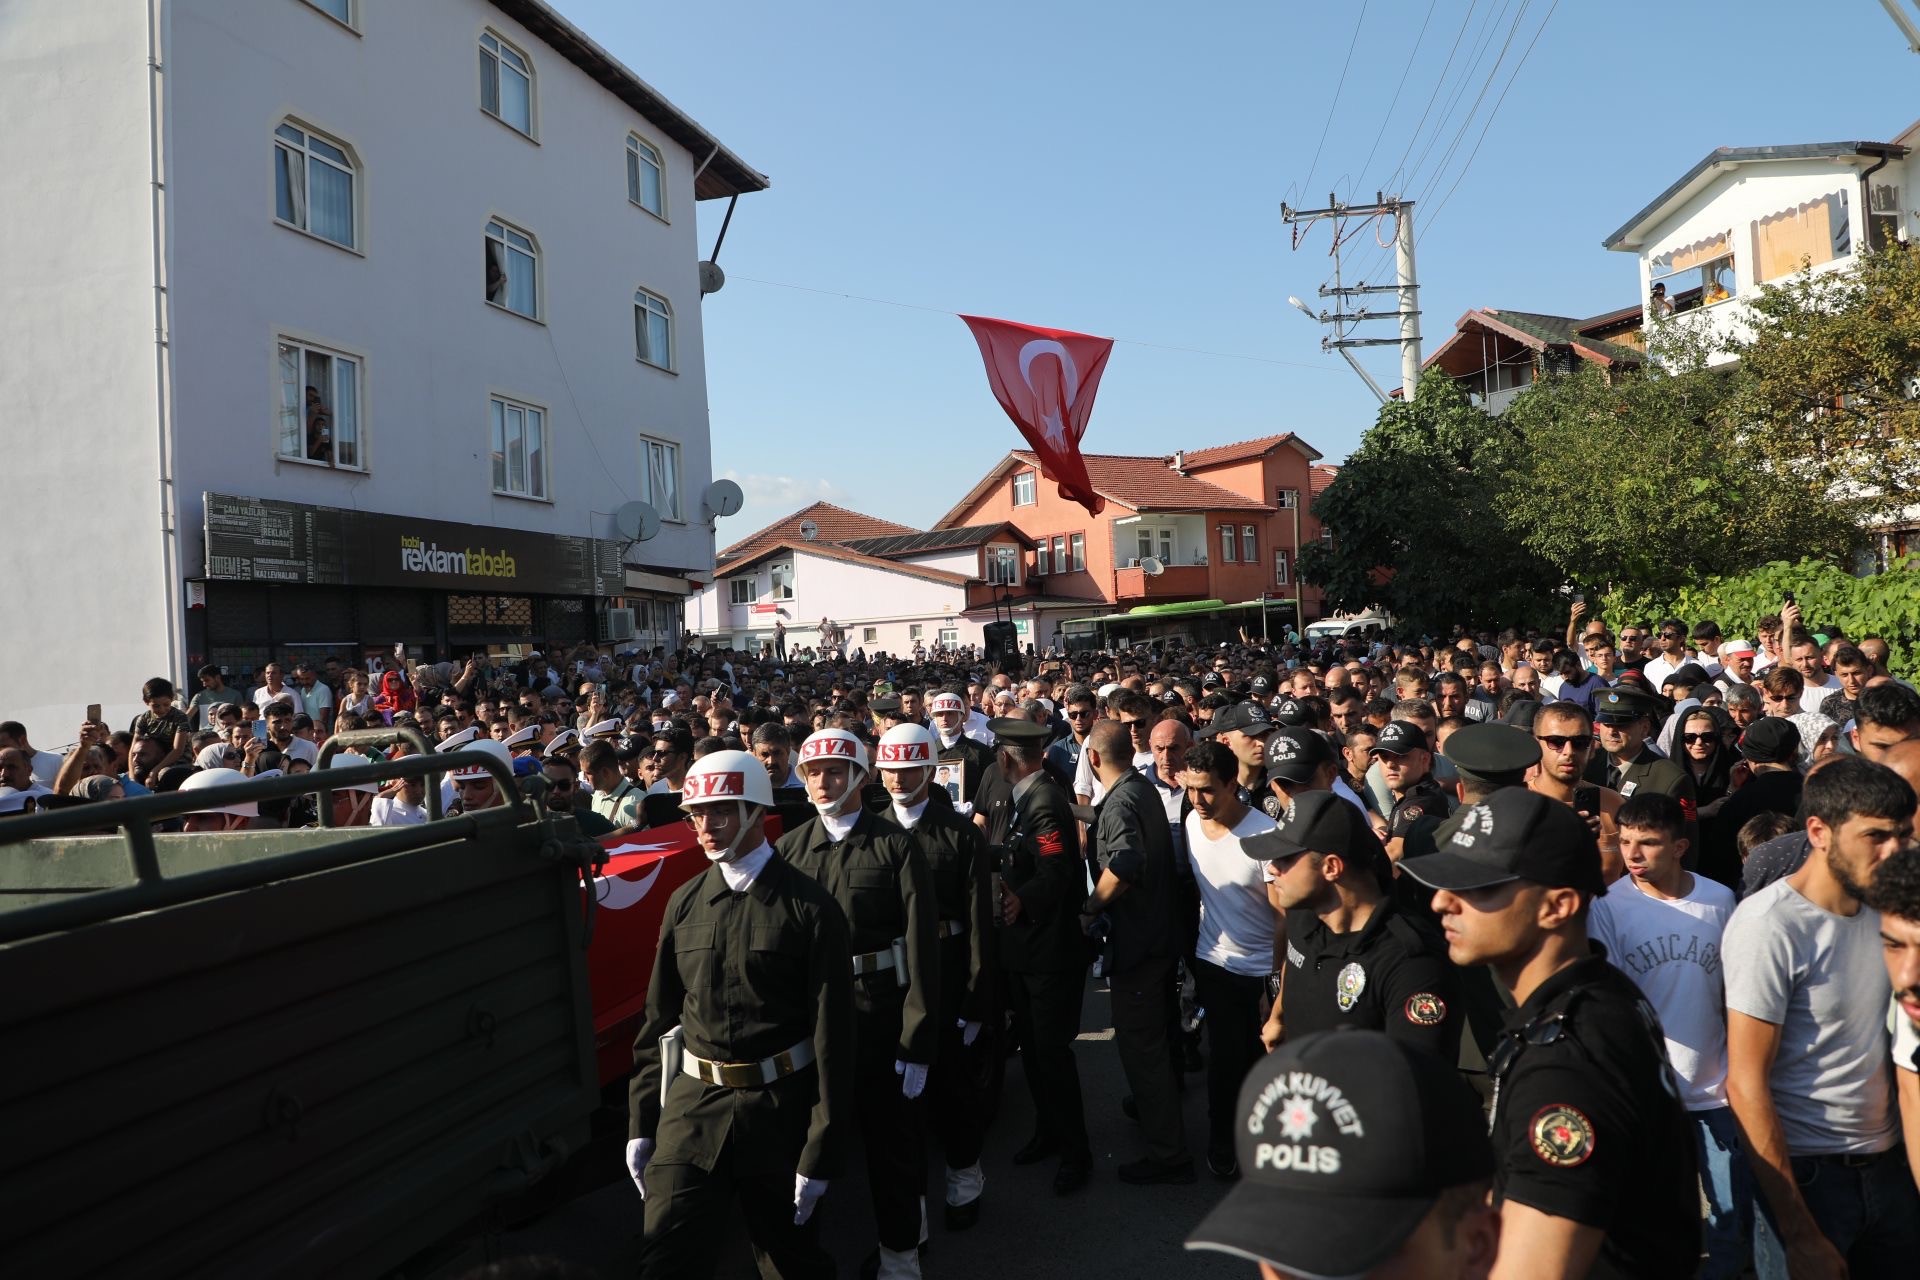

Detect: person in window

[1703,267,1732,305]
[304,385,331,462]
[1649,281,1675,319]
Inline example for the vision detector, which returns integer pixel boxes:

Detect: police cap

[1199,701,1275,740]
[1369,721,1429,756]
[1440,722,1540,786]
[1240,790,1384,867]
[1263,727,1334,786]
[1501,698,1542,730]
[1270,697,1312,727]
[1400,787,1606,899]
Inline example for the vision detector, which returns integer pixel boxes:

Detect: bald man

[1144,719,1194,829]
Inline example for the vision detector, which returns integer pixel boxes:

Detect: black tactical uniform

[778,807,940,1256]
[629,851,854,1279]
[1279,899,1463,1061]
[993,719,1092,1182]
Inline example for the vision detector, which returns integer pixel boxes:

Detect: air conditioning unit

[601,607,636,642]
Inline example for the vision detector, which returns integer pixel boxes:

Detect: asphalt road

[495,978,1248,1280]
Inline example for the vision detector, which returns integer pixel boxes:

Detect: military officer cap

[1270,697,1312,727]
[435,726,480,753]
[584,717,623,740]
[1241,789,1385,867]
[1501,698,1542,730]
[503,724,542,750]
[1400,787,1606,900]
[544,727,581,758]
[1441,722,1541,787]
[1264,727,1334,785]
[1369,721,1429,756]
[870,694,903,717]
[1199,701,1275,740]
[1593,685,1658,725]
[989,716,1052,750]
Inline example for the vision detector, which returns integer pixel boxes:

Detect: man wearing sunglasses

[1529,703,1625,885]
[1642,619,1694,691]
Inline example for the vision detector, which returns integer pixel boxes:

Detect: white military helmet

[322,751,382,794]
[444,737,511,782]
[796,728,869,777]
[927,692,966,717]
[681,749,774,810]
[875,723,938,772]
[178,767,259,817]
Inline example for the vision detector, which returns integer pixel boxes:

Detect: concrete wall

[0,0,175,740]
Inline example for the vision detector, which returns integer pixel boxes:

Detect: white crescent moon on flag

[1018,339,1080,449]
[593,839,679,910]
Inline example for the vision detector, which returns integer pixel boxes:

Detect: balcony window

[1036,540,1050,575]
[1751,191,1850,283]
[1220,524,1236,563]
[986,545,1020,584]
[770,561,794,600]
[1069,533,1085,572]
[1136,529,1154,562]
[1869,182,1904,252]
[1013,470,1036,506]
[1158,529,1173,563]
[1648,231,1735,317]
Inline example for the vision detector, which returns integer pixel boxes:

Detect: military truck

[0,732,609,1279]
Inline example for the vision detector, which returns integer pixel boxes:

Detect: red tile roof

[1310,464,1339,495]
[722,539,974,588]
[717,501,918,568]
[1181,432,1310,468]
[1018,451,1271,513]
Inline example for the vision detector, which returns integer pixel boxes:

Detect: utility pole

[1282,193,1424,400]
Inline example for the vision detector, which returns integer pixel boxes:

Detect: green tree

[1300,377,1561,633]
[1498,353,1857,596]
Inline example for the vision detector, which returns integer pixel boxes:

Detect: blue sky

[561,0,1920,537]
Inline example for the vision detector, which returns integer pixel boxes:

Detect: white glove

[959,1019,982,1047]
[895,1059,930,1100]
[794,1173,829,1225]
[625,1137,653,1199]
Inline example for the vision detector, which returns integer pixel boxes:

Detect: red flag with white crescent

[960,315,1113,517]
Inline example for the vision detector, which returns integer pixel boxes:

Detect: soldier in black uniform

[1401,787,1701,1278]
[1593,685,1700,861]
[778,729,940,1280]
[929,689,995,805]
[990,715,1094,1195]
[874,722,996,1230]
[1244,791,1463,1062]
[627,749,852,1280]
[1368,721,1454,860]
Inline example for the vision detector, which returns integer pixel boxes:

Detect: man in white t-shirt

[1722,756,1920,1280]
[1862,843,1920,1196]
[1178,739,1276,1181]
[1589,791,1749,1280]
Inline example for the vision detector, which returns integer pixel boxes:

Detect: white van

[1303,612,1392,644]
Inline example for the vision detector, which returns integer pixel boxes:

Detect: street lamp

[1287,294,1389,404]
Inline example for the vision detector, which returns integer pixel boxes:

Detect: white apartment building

[0,0,766,741]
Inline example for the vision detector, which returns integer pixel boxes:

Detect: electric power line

[1356,0,1439,196]
[1300,0,1372,202]
[1382,0,1484,194]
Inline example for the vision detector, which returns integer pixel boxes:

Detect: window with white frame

[627,134,666,217]
[986,545,1019,584]
[1320,525,1334,548]
[489,395,547,499]
[1052,535,1067,571]
[770,561,794,600]
[1136,529,1154,563]
[1013,470,1037,505]
[909,623,924,640]
[302,0,354,29]
[273,121,355,248]
[641,435,681,521]
[1035,540,1050,575]
[485,220,539,318]
[728,578,755,605]
[635,288,674,369]
[1241,524,1258,563]
[1069,532,1085,572]
[1219,525,1237,563]
[862,627,878,643]
[1275,549,1290,586]
[939,627,959,648]
[276,337,362,470]
[479,31,533,136]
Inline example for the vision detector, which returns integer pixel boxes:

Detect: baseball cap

[1199,701,1274,740]
[1270,697,1312,727]
[1738,716,1800,765]
[1250,675,1273,694]
[1262,728,1333,786]
[1241,789,1383,866]
[1399,787,1606,899]
[1185,1029,1493,1276]
[1722,637,1757,657]
[1369,721,1429,756]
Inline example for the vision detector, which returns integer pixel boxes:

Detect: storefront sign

[203,492,625,596]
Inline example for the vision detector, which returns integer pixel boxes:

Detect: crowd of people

[4,600,1919,1279]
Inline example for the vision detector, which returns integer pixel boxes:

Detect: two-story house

[1420,306,1644,414]
[1604,123,1919,567]
[934,432,1330,645]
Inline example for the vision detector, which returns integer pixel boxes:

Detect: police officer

[778,729,939,1280]
[1197,701,1276,803]
[875,722,995,1229]
[626,750,853,1279]
[1245,791,1463,1062]
[1369,721,1454,859]
[929,690,994,805]
[991,715,1094,1195]
[1593,685,1700,860]
[1401,787,1700,1278]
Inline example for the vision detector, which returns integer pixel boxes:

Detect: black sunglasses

[1660,631,1683,640]
[1681,732,1717,745]
[1535,734,1593,751]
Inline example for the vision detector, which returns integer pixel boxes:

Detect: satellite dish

[698,261,726,295]
[703,478,744,518]
[614,501,662,542]
[799,519,820,541]
[1140,556,1166,577]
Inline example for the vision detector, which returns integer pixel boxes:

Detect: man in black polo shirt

[1369,721,1454,860]
[1401,788,1700,1279]
[1245,791,1461,1062]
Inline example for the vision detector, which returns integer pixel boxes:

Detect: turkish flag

[960,315,1113,517]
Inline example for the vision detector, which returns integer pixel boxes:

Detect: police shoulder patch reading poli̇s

[1529,1104,1595,1167]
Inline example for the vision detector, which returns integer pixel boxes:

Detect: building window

[276,338,362,470]
[1869,182,1904,252]
[641,435,681,520]
[489,395,547,500]
[1069,532,1085,572]
[273,121,355,249]
[728,578,755,605]
[1320,525,1334,548]
[1751,191,1850,284]
[1275,549,1290,586]
[635,288,674,370]
[627,134,666,218]
[302,0,353,26]
[986,545,1020,585]
[1035,540,1050,575]
[1241,524,1258,563]
[1052,535,1067,571]
[485,219,539,318]
[1220,525,1237,563]
[1136,529,1154,563]
[909,623,924,640]
[770,561,794,600]
[862,627,878,643]
[1013,470,1036,506]
[939,627,959,648]
[479,31,534,136]
[1275,487,1299,509]
[1649,230,1735,317]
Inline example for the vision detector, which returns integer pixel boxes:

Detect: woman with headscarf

[1674,704,1737,809]
[1788,711,1840,773]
